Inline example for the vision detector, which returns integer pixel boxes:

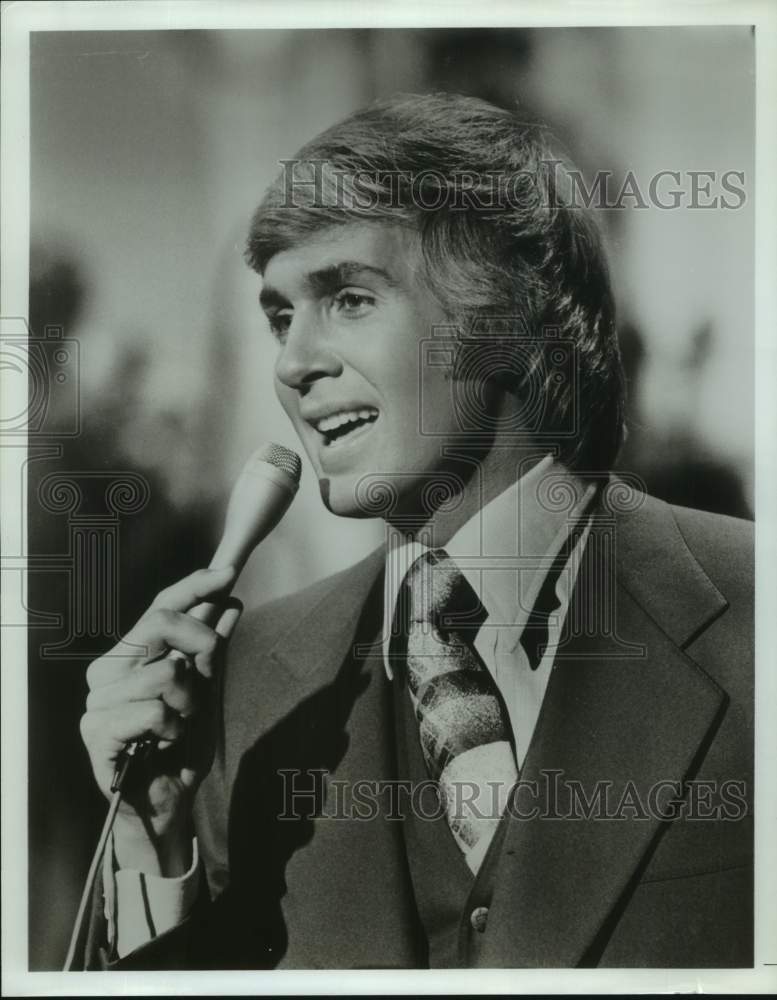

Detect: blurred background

[27,27,753,968]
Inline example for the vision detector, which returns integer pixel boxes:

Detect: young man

[79,94,753,969]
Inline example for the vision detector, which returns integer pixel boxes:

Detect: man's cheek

[291,420,317,463]
[273,376,292,410]
[274,383,304,433]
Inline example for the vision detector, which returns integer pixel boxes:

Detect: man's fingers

[80,700,184,757]
[85,656,199,716]
[215,598,243,640]
[88,610,223,689]
[150,565,236,615]
[85,568,242,691]
[129,610,221,672]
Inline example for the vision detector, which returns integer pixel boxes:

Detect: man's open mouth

[314,407,379,447]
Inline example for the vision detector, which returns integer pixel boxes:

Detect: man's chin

[317,476,376,519]
[317,466,462,522]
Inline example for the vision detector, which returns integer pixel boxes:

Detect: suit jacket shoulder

[669,501,754,604]
[233,547,384,657]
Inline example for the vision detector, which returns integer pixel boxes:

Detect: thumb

[214,597,244,641]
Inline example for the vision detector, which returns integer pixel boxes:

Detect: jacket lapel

[226,548,431,969]
[479,493,730,968]
[269,545,387,687]
[221,546,387,778]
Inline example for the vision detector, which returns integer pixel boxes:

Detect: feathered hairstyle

[246,92,625,472]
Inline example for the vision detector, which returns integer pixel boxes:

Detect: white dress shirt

[382,453,594,768]
[106,453,594,957]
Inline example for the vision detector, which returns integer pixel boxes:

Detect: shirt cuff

[103,833,200,959]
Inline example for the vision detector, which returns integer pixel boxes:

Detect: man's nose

[274,310,343,392]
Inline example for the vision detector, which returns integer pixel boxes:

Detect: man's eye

[268,312,292,340]
[332,290,376,316]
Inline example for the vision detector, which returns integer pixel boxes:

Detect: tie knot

[401,548,487,635]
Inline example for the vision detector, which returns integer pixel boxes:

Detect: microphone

[64,443,302,971]
[111,442,302,792]
[169,442,302,628]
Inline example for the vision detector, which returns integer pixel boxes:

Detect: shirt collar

[382,454,596,679]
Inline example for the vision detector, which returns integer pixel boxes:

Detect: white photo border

[2,0,776,994]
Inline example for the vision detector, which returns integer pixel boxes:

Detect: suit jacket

[87,489,754,969]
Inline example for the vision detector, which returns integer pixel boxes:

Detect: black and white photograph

[2,0,776,994]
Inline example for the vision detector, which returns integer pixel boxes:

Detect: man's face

[261,223,478,518]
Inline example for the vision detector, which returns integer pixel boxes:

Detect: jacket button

[470,906,489,933]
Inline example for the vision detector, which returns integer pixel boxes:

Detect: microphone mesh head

[257,443,302,484]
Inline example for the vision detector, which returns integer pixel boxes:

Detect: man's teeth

[316,408,378,433]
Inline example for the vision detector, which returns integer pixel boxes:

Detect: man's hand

[80,565,242,877]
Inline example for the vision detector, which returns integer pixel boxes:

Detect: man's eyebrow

[259,261,398,312]
[258,285,289,311]
[307,261,399,294]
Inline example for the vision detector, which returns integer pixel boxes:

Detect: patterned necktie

[390,548,518,874]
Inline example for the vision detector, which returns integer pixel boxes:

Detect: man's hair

[246,92,625,472]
